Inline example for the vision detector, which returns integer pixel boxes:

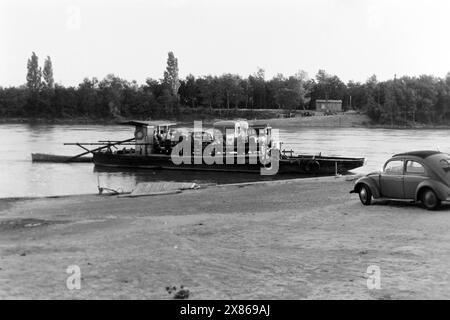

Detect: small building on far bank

[315,100,342,113]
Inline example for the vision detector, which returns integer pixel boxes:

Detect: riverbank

[259,113,371,128]
[1,176,450,299]
[0,117,120,125]
[2,113,450,129]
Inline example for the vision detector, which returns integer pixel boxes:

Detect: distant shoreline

[0,117,118,125]
[1,114,450,130]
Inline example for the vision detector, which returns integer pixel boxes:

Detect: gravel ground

[1,176,450,299]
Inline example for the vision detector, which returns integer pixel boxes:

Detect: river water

[0,123,448,198]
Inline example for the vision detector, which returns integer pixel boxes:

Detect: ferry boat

[84,120,365,175]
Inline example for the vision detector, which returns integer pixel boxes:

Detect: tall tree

[179,74,199,108]
[312,69,346,103]
[219,74,244,109]
[268,73,307,109]
[98,74,128,118]
[163,51,180,98]
[249,68,266,108]
[383,82,397,127]
[293,70,309,108]
[364,94,380,122]
[198,76,223,109]
[42,56,54,89]
[26,52,42,92]
[77,77,99,116]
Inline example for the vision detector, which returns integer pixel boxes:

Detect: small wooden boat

[31,137,136,163]
[31,153,92,163]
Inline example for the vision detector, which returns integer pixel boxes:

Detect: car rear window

[440,158,450,173]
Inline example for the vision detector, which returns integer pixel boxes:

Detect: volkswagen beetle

[350,151,450,210]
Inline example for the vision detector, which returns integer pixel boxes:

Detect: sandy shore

[1,176,450,299]
[256,113,371,128]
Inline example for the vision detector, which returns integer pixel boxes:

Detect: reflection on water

[0,123,449,197]
[94,166,313,189]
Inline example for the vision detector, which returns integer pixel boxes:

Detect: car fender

[415,180,450,201]
[352,176,381,198]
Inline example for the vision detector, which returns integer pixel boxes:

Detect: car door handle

[386,176,403,181]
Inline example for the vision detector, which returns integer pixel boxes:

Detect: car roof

[392,150,443,159]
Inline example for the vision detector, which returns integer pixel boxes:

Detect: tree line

[1,51,450,125]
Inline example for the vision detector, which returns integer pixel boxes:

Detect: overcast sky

[1,0,450,87]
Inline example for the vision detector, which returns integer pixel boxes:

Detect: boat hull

[31,153,92,163]
[92,152,364,175]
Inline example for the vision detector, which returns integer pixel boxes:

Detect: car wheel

[421,188,441,210]
[358,184,372,205]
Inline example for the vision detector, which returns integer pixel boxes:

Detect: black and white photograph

[1,0,450,304]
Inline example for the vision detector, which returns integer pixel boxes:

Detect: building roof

[213,120,242,127]
[393,150,443,159]
[248,120,271,128]
[315,100,342,103]
[118,120,177,127]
